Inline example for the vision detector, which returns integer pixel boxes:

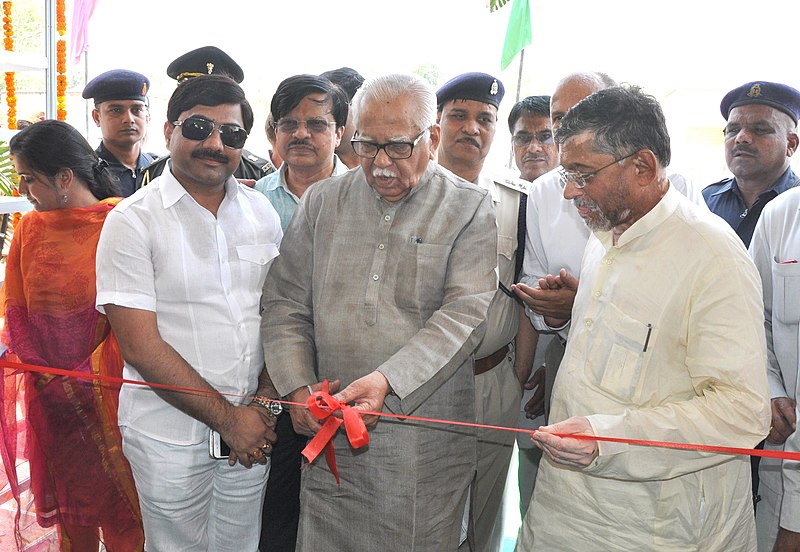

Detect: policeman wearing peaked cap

[142,46,274,186]
[82,69,157,197]
[703,80,800,247]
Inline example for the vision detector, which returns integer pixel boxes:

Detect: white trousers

[121,426,269,552]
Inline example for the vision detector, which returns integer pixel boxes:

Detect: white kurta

[517,185,770,551]
[750,186,800,537]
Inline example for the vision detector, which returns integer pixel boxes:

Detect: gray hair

[557,84,671,167]
[352,74,437,136]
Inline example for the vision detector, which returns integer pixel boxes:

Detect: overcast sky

[23,0,800,182]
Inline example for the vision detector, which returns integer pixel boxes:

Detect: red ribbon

[3,359,799,467]
[301,380,369,485]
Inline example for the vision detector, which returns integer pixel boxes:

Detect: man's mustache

[191,148,230,163]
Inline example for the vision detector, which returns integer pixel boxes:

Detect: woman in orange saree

[0,120,144,551]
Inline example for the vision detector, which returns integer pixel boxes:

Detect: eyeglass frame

[558,150,639,189]
[350,128,429,160]
[512,130,555,148]
[171,115,249,150]
[272,117,338,135]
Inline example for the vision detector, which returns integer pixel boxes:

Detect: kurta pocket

[395,243,451,311]
[773,260,800,324]
[585,303,651,402]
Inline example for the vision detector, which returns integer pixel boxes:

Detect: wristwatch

[251,396,283,417]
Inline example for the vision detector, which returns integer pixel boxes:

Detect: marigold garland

[56,0,66,120]
[3,1,15,129]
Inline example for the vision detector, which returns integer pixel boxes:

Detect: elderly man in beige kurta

[516,85,770,551]
[261,74,497,551]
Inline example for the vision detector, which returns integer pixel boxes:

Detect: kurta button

[372,274,380,281]
[378,244,385,250]
[384,215,391,222]
[585,319,593,327]
[593,291,601,298]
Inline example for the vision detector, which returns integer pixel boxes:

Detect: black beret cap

[720,81,800,124]
[436,72,505,109]
[167,46,244,84]
[82,69,150,103]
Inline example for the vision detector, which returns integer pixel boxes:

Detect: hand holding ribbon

[301,379,370,484]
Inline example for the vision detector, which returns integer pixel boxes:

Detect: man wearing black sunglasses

[142,46,276,186]
[96,74,283,551]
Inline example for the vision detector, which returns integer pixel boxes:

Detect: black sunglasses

[172,115,249,149]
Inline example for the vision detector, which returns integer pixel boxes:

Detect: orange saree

[0,198,143,551]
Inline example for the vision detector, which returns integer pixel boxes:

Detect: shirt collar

[274,154,348,194]
[160,160,239,209]
[710,167,798,199]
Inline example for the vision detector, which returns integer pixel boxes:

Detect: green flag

[500,0,532,70]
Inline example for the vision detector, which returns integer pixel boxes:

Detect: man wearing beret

[82,68,156,197]
[142,46,275,186]
[703,81,800,247]
[436,72,536,551]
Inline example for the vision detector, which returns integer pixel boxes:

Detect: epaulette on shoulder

[243,151,275,175]
[492,173,531,196]
[144,155,169,171]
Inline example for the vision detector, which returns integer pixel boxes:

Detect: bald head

[551,72,616,130]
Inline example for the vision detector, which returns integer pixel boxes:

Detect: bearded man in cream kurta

[261,74,497,551]
[515,86,770,551]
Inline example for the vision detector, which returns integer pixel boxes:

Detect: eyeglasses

[512,130,554,147]
[274,118,337,134]
[558,150,638,189]
[172,115,248,149]
[351,128,429,160]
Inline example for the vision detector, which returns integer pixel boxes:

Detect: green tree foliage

[413,64,440,87]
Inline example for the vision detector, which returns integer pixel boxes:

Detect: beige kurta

[261,162,497,551]
[516,186,770,551]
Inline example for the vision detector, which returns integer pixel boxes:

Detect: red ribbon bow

[300,380,370,484]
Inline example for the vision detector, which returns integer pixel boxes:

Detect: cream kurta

[517,186,770,551]
[261,161,497,551]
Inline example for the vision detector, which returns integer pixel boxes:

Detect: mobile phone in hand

[209,429,231,459]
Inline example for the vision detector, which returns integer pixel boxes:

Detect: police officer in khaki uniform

[435,72,537,552]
